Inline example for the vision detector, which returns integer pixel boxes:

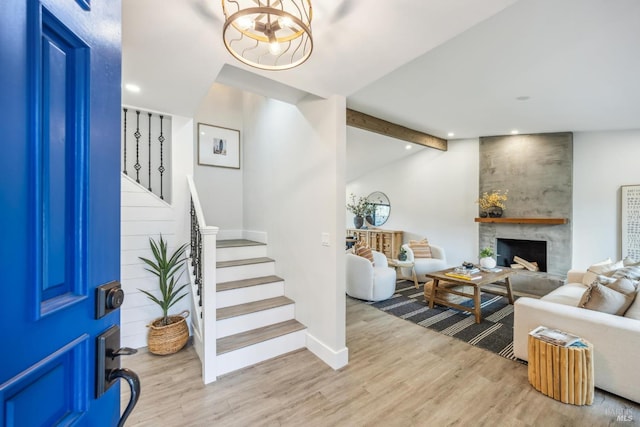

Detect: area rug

[369,281,523,363]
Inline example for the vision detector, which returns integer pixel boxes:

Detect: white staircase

[215,240,306,376]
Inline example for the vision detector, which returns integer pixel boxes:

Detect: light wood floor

[121,297,639,426]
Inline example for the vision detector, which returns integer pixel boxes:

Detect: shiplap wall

[120,175,191,348]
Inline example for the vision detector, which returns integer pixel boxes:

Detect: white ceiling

[122,0,640,141]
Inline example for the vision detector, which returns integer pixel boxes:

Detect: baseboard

[243,230,268,244]
[305,332,349,370]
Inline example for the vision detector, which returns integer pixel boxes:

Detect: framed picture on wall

[621,184,640,260]
[198,123,240,169]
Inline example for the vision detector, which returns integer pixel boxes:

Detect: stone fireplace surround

[478,133,573,295]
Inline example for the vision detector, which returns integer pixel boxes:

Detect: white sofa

[400,243,447,283]
[514,270,640,403]
[346,250,397,301]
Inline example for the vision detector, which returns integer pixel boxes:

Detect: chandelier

[222,0,313,71]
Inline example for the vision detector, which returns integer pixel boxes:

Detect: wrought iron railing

[190,198,203,315]
[186,176,219,384]
[122,107,170,201]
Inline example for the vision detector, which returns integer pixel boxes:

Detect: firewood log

[514,255,540,271]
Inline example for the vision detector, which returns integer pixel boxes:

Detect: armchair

[346,250,397,301]
[401,243,447,283]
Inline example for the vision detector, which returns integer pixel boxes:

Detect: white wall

[120,115,194,349]
[242,93,348,369]
[573,129,640,269]
[347,138,480,266]
[193,83,244,238]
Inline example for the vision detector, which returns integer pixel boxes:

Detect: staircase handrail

[186,175,218,384]
[187,176,215,233]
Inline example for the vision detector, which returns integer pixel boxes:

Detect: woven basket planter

[147,310,190,355]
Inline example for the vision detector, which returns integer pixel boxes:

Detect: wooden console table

[347,228,402,259]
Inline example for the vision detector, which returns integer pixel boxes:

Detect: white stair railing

[187,175,219,384]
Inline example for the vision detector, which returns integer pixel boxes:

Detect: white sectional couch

[514,270,640,403]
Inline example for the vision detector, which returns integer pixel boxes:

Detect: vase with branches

[477,190,508,217]
[347,193,374,228]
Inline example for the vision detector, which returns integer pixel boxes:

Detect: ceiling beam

[346,109,447,151]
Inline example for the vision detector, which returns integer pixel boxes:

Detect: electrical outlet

[322,232,330,246]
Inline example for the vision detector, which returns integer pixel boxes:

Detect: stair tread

[217,296,293,320]
[217,239,266,249]
[217,319,306,355]
[217,257,274,268]
[217,275,284,292]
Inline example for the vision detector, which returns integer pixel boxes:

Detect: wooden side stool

[527,334,594,405]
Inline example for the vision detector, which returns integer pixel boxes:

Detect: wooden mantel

[475,217,568,225]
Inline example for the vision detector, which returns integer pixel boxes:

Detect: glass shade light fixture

[222,0,313,71]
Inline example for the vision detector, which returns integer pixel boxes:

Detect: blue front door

[0,0,123,425]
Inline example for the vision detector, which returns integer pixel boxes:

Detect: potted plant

[479,247,497,269]
[398,246,408,261]
[346,193,373,229]
[139,235,190,355]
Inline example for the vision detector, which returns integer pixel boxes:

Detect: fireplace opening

[496,238,547,272]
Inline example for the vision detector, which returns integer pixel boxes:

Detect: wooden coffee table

[424,267,515,323]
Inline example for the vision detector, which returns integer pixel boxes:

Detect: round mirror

[367,191,390,227]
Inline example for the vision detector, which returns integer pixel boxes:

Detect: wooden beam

[346,108,447,151]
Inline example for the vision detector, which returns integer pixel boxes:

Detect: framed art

[621,185,640,260]
[198,123,240,169]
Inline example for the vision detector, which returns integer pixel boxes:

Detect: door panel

[0,0,123,425]
[0,335,89,426]
[37,4,89,315]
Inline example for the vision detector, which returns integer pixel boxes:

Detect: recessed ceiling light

[511,130,519,135]
[447,132,455,137]
[516,96,530,101]
[125,83,141,93]
[405,144,412,150]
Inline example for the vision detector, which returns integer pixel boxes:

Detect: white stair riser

[217,281,285,308]
[216,262,275,282]
[217,305,295,338]
[217,246,268,262]
[217,330,306,376]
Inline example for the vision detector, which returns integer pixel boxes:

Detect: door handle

[97,326,142,425]
[108,368,140,427]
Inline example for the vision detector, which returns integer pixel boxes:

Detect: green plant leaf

[138,235,189,320]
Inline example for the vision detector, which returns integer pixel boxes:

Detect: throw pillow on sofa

[354,240,375,265]
[579,278,637,316]
[582,259,624,286]
[409,239,432,258]
[612,265,640,281]
[623,288,640,320]
[606,277,638,295]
